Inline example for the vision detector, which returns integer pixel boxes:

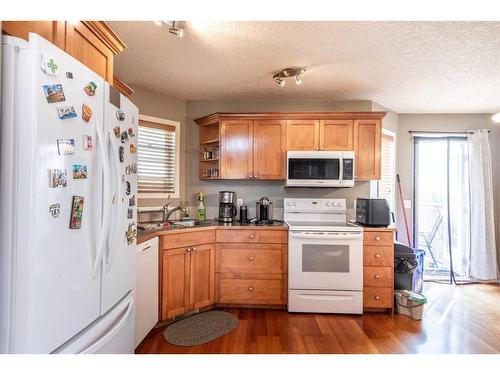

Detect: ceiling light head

[168,21,184,38]
[492,112,500,123]
[273,67,306,87]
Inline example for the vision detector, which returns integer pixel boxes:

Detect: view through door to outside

[414,136,471,280]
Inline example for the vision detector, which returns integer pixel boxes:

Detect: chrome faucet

[162,201,187,223]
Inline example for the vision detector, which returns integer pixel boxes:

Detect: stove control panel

[284,198,346,212]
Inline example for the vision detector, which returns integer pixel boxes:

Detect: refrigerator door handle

[106,129,125,267]
[78,293,134,354]
[93,118,112,278]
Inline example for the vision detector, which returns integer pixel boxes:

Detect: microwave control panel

[343,159,354,180]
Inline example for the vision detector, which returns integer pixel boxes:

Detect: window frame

[372,128,396,212]
[137,114,180,199]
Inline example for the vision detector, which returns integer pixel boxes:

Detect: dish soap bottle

[197,192,206,221]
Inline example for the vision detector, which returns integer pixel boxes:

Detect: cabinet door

[286,120,320,150]
[2,21,66,49]
[354,119,382,180]
[220,120,253,179]
[320,120,354,151]
[189,244,215,310]
[161,247,190,320]
[65,22,114,82]
[253,120,286,179]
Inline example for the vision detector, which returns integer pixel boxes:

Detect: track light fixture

[492,112,500,123]
[152,21,185,38]
[273,67,306,87]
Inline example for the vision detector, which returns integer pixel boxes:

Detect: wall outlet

[403,200,412,209]
[237,198,243,207]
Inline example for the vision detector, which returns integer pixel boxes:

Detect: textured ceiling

[108,21,500,113]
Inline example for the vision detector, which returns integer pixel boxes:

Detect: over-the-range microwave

[286,151,355,187]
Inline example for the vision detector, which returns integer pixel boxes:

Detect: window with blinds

[137,122,177,194]
[378,133,395,212]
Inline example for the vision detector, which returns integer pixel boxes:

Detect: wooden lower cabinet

[362,228,395,313]
[160,232,215,320]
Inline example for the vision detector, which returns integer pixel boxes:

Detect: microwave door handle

[339,157,344,182]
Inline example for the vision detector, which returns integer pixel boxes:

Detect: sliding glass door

[413,136,470,279]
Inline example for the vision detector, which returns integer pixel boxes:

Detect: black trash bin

[394,242,425,293]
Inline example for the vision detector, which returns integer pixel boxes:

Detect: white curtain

[467,129,498,281]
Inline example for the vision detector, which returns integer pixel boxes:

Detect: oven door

[288,230,363,291]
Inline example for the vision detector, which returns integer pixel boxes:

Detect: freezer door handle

[93,118,112,278]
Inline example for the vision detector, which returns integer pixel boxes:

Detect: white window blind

[378,133,395,211]
[137,124,176,194]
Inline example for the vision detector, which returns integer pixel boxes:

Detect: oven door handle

[289,232,362,240]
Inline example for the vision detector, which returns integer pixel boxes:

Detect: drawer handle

[374,274,380,279]
[374,295,380,300]
[375,236,381,241]
[248,256,255,261]
[248,287,254,292]
[375,253,381,258]
[249,234,255,239]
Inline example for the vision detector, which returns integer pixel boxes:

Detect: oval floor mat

[163,311,239,346]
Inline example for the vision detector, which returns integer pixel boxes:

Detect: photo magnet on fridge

[126,222,137,245]
[82,104,92,123]
[41,55,59,75]
[48,203,61,219]
[120,131,129,143]
[49,169,67,188]
[57,105,77,120]
[83,135,93,151]
[127,209,133,219]
[129,144,137,154]
[69,196,84,229]
[119,146,124,162]
[113,126,121,138]
[125,181,131,195]
[129,194,136,207]
[66,72,73,79]
[83,81,97,96]
[116,109,126,121]
[57,139,76,155]
[72,164,88,179]
[43,84,66,103]
[128,127,135,137]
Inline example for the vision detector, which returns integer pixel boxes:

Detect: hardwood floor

[136,283,500,354]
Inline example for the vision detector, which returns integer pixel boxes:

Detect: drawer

[363,231,393,246]
[216,243,283,274]
[162,230,215,250]
[363,246,393,266]
[363,266,392,287]
[217,277,283,305]
[363,287,392,308]
[216,229,287,244]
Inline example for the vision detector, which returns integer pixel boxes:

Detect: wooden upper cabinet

[189,244,215,310]
[354,119,382,180]
[286,120,320,151]
[220,120,253,179]
[1,21,126,85]
[320,120,354,151]
[253,120,286,179]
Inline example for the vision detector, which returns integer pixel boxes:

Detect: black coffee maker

[218,191,237,223]
[256,197,273,224]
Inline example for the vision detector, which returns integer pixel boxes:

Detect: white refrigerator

[0,33,138,353]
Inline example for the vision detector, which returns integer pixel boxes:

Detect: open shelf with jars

[199,119,220,180]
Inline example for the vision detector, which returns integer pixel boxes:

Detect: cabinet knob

[248,256,255,261]
[191,247,196,252]
[249,234,255,239]
[320,147,324,151]
[248,287,254,292]
[375,236,381,241]
[375,253,381,258]
[186,247,192,252]
[316,147,320,151]
[374,295,381,300]
[375,274,380,279]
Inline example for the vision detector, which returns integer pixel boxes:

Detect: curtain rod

[408,130,491,135]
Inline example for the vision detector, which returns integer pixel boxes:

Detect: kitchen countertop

[137,219,288,244]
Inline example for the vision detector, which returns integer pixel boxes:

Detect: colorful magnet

[66,72,73,79]
[43,84,66,103]
[129,194,136,207]
[41,55,59,75]
[120,131,129,143]
[49,169,67,188]
[125,163,137,174]
[83,81,97,96]
[125,181,131,195]
[129,144,137,154]
[82,104,92,123]
[49,203,61,219]
[57,105,77,120]
[69,196,84,229]
[113,126,121,138]
[57,139,75,155]
[72,164,88,179]
[116,109,125,121]
[119,146,124,162]
[128,127,135,137]
[83,135,93,151]
[126,222,137,245]
[127,209,133,219]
